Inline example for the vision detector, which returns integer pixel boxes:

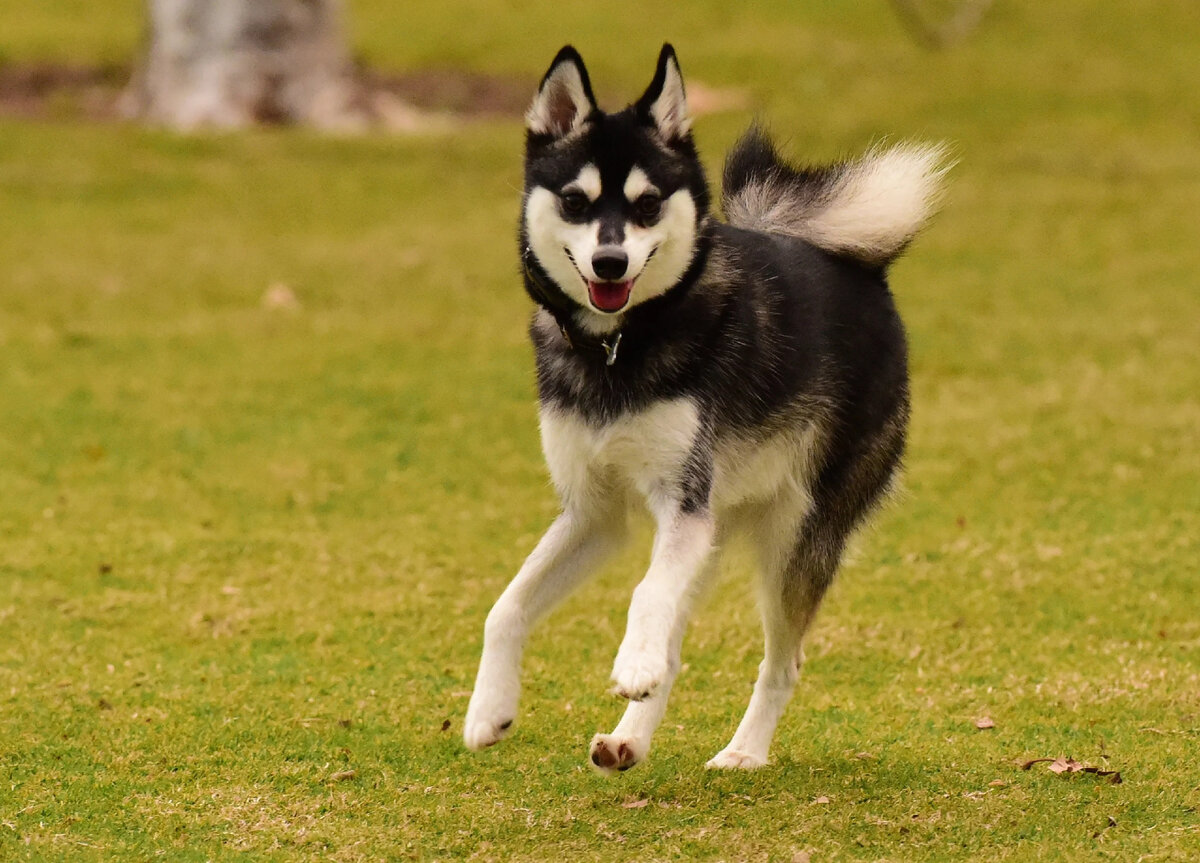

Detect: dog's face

[522,45,710,330]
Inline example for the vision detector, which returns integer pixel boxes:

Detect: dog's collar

[522,245,624,367]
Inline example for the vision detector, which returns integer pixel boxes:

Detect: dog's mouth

[565,247,657,314]
[586,280,633,312]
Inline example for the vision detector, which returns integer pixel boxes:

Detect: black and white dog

[464,44,946,772]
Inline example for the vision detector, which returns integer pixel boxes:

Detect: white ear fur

[526,61,593,137]
[648,55,691,141]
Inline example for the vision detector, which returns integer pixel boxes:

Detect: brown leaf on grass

[440,719,451,732]
[1048,757,1078,774]
[621,798,649,809]
[1021,756,1122,784]
[329,769,357,782]
[974,716,996,729]
[97,698,113,710]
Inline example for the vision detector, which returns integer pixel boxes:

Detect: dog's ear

[526,46,597,138]
[636,44,691,143]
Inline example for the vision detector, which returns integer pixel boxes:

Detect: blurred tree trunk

[121,0,370,130]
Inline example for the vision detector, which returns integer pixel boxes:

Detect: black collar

[522,246,624,366]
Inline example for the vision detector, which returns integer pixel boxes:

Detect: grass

[1,1,1198,860]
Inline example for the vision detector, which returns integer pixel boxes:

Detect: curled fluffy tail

[722,126,950,266]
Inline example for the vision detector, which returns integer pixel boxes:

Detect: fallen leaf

[1021,756,1122,784]
[621,799,649,809]
[329,769,356,782]
[975,717,995,730]
[440,719,451,732]
[988,780,1007,787]
[1049,757,1080,774]
[813,796,831,805]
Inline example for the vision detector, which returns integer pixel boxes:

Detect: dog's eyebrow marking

[563,164,602,201]
[624,166,659,201]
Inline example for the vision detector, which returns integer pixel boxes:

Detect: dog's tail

[722,126,951,266]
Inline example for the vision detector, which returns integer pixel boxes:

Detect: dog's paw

[589,734,647,774]
[462,713,515,751]
[705,748,768,770]
[610,650,668,701]
[463,678,519,751]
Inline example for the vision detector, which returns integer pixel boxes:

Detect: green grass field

[2,2,1198,860]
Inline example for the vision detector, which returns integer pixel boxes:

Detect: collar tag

[602,332,622,367]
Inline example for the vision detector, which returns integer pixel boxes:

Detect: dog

[463,44,947,772]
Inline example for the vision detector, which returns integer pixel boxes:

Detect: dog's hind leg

[464,503,627,751]
[707,510,840,770]
[590,548,722,773]
[707,417,906,769]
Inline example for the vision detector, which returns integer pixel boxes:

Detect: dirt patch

[0,61,531,126]
[0,62,128,121]
[369,68,530,118]
[0,61,747,130]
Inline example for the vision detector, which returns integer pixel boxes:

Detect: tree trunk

[121,0,370,130]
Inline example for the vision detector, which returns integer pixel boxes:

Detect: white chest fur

[539,400,819,516]
[540,399,701,507]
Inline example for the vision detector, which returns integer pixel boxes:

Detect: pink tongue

[588,280,633,312]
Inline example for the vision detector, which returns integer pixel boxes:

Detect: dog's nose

[591,246,629,281]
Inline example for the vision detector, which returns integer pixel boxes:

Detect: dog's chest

[540,399,700,501]
[539,400,816,512]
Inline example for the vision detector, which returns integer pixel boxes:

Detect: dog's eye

[560,192,588,216]
[635,193,662,222]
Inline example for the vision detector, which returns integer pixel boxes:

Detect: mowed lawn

[1,2,1198,860]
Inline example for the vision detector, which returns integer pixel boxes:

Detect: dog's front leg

[464,507,625,751]
[591,547,720,773]
[609,508,716,702]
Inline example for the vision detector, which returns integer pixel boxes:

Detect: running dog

[464,44,947,772]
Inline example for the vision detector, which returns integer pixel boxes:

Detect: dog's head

[521,45,710,330]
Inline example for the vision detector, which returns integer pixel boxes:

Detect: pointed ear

[526,46,597,138]
[636,44,691,142]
